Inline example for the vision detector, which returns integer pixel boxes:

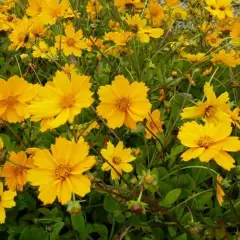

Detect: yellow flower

[97,75,151,130]
[173,7,187,20]
[26,0,43,18]
[205,0,233,19]
[137,27,164,43]
[101,141,135,180]
[28,137,96,205]
[1,152,33,191]
[8,17,32,51]
[104,31,133,46]
[178,121,240,170]
[0,0,15,13]
[145,110,164,139]
[166,0,179,6]
[0,14,17,31]
[0,182,16,224]
[230,21,240,46]
[229,108,240,129]
[29,71,93,131]
[181,52,208,62]
[211,50,240,67]
[145,0,165,27]
[61,64,76,75]
[55,22,87,57]
[32,41,57,59]
[0,76,38,123]
[202,66,213,76]
[216,176,225,206]
[29,21,47,40]
[86,0,103,21]
[181,82,230,124]
[205,32,223,47]
[114,0,144,12]
[108,20,120,30]
[125,14,146,30]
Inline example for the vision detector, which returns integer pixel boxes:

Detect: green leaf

[17,192,36,211]
[71,213,85,233]
[174,233,187,240]
[103,195,119,213]
[0,134,11,149]
[161,189,182,207]
[90,224,108,240]
[19,226,48,240]
[50,222,65,240]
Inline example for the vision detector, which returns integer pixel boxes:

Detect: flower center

[210,5,216,10]
[13,167,23,176]
[60,95,75,108]
[112,156,121,164]
[18,32,27,42]
[198,136,214,148]
[219,6,225,11]
[7,16,13,22]
[205,106,216,117]
[116,97,130,112]
[55,164,71,180]
[67,38,76,47]
[210,38,217,44]
[3,96,17,107]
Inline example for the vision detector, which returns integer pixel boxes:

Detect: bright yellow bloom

[0,76,38,123]
[211,50,240,67]
[137,27,164,43]
[1,152,33,191]
[178,121,240,170]
[181,82,230,124]
[166,0,179,6]
[55,22,87,57]
[104,31,133,46]
[181,52,208,62]
[29,21,47,40]
[97,75,151,130]
[61,64,76,75]
[145,110,164,139]
[8,17,32,51]
[125,14,146,30]
[114,0,144,12]
[29,71,93,131]
[216,176,225,206]
[86,0,103,21]
[145,0,165,27]
[205,32,223,47]
[173,7,187,20]
[0,182,16,224]
[205,0,233,19]
[26,0,43,18]
[101,141,135,180]
[229,108,240,129]
[0,14,17,31]
[108,20,120,30]
[28,137,96,205]
[32,41,57,59]
[230,21,240,46]
[0,0,15,13]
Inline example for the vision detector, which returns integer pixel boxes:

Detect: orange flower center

[205,106,216,117]
[116,97,130,112]
[149,121,156,130]
[67,38,76,47]
[112,156,121,164]
[51,9,61,17]
[210,38,217,44]
[198,136,214,148]
[210,5,216,10]
[60,94,75,108]
[219,6,226,11]
[14,167,23,176]
[7,16,13,22]
[18,32,27,42]
[55,164,71,180]
[3,96,18,107]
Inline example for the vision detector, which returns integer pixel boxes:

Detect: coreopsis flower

[108,20,120,30]
[181,52,208,62]
[172,7,188,20]
[181,82,230,124]
[211,50,240,67]
[137,27,164,43]
[125,14,146,30]
[0,76,38,123]
[145,110,164,139]
[114,0,144,13]
[216,176,225,206]
[29,21,47,40]
[229,108,240,129]
[28,137,96,204]
[166,0,179,6]
[1,152,33,191]
[104,31,133,46]
[205,32,223,47]
[97,75,151,129]
[101,141,135,180]
[178,121,240,170]
[38,0,71,25]
[26,0,43,18]
[29,71,93,131]
[205,0,233,19]
[61,64,76,75]
[32,41,57,59]
[86,0,103,21]
[0,0,15,13]
[0,182,16,224]
[230,21,240,46]
[145,0,165,27]
[55,22,87,57]
[0,14,17,31]
[8,17,32,50]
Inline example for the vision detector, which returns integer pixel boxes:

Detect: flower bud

[67,201,81,216]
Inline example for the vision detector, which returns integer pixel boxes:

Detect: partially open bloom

[0,182,16,224]
[101,141,135,180]
[145,110,164,139]
[97,75,151,130]
[0,76,38,123]
[86,0,103,21]
[178,121,240,170]
[28,137,96,205]
[216,175,225,206]
[205,32,223,47]
[181,52,208,62]
[125,14,146,30]
[29,71,93,131]
[32,41,57,60]
[181,82,230,124]
[104,31,133,46]
[114,0,144,12]
[229,108,240,129]
[1,151,33,191]
[230,21,240,46]
[137,27,164,43]
[211,50,240,67]
[55,22,87,57]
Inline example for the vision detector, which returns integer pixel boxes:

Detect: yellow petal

[181,147,205,161]
[214,151,235,170]
[0,207,6,224]
[68,175,91,197]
